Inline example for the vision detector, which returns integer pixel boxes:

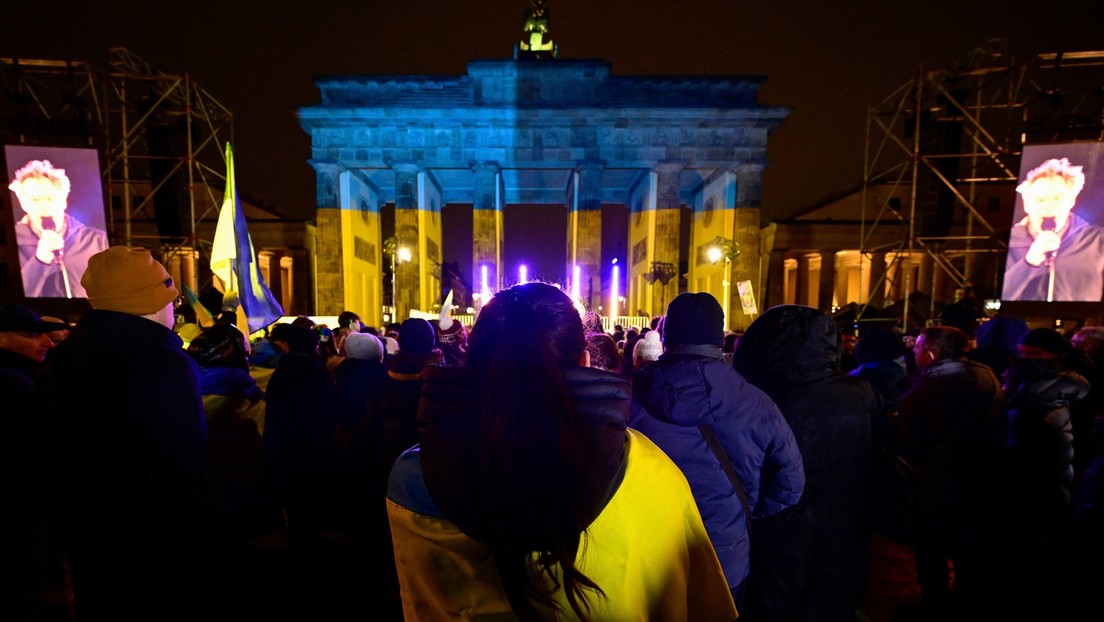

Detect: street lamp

[384,236,411,322]
[707,236,740,330]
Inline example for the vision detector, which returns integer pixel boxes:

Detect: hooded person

[732,304,879,622]
[34,246,221,621]
[629,292,805,608]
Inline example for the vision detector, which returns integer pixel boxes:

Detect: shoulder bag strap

[698,423,753,533]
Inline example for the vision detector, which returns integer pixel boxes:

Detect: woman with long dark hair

[386,282,735,621]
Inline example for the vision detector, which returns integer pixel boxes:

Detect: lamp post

[384,236,411,322]
[643,261,678,312]
[707,236,740,330]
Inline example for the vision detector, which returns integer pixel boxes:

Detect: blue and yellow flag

[210,142,284,333]
[181,283,215,328]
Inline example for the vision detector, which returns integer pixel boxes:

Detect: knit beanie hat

[344,332,384,362]
[1019,327,1073,356]
[81,246,178,315]
[633,329,663,362]
[399,317,436,354]
[661,292,724,348]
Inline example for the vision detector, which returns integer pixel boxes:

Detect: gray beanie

[343,332,384,362]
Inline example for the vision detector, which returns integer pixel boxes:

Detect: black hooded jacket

[732,305,878,622]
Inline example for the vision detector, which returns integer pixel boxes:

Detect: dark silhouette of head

[462,282,601,620]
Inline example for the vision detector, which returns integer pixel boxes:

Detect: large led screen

[1000,142,1104,302]
[5,145,109,299]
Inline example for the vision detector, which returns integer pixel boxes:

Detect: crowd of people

[3,244,1104,621]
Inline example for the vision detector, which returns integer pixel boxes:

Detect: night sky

[4,1,1103,283]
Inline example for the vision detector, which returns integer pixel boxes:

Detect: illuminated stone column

[730,163,764,330]
[818,249,837,311]
[311,160,345,315]
[795,253,812,306]
[567,161,603,309]
[472,162,503,294]
[393,162,421,321]
[650,162,683,314]
[868,251,887,308]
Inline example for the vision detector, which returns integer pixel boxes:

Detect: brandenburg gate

[298,25,787,330]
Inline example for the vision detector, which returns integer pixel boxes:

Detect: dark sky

[4,1,1103,269]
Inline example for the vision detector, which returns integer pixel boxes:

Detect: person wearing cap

[34,246,220,620]
[8,159,108,299]
[630,292,805,609]
[732,304,881,622]
[0,304,68,620]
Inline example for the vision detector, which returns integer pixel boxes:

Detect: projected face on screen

[1000,144,1104,302]
[6,146,109,299]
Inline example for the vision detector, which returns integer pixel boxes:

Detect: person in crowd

[733,304,878,622]
[722,331,740,366]
[8,159,108,298]
[630,292,805,608]
[387,282,738,620]
[1001,157,1104,301]
[994,328,1088,620]
[350,317,444,612]
[849,327,913,543]
[968,315,1029,379]
[1068,326,1104,477]
[329,329,394,613]
[1067,418,1104,621]
[247,326,283,394]
[263,322,338,552]
[333,310,363,356]
[838,330,859,372]
[1071,325,1104,355]
[631,328,663,371]
[35,246,220,621]
[0,304,67,621]
[186,324,267,489]
[893,325,1004,619]
[619,327,641,375]
[333,332,387,436]
[434,292,468,366]
[38,315,70,346]
[374,317,444,474]
[850,327,908,416]
[585,330,622,374]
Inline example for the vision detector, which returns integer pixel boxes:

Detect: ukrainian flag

[210,143,284,334]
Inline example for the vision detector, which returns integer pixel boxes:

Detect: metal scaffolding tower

[2,49,233,289]
[103,47,234,281]
[861,39,1104,327]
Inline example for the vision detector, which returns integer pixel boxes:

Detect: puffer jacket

[732,305,878,622]
[629,343,805,589]
[1005,358,1089,516]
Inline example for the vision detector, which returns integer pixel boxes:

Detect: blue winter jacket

[629,343,805,589]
